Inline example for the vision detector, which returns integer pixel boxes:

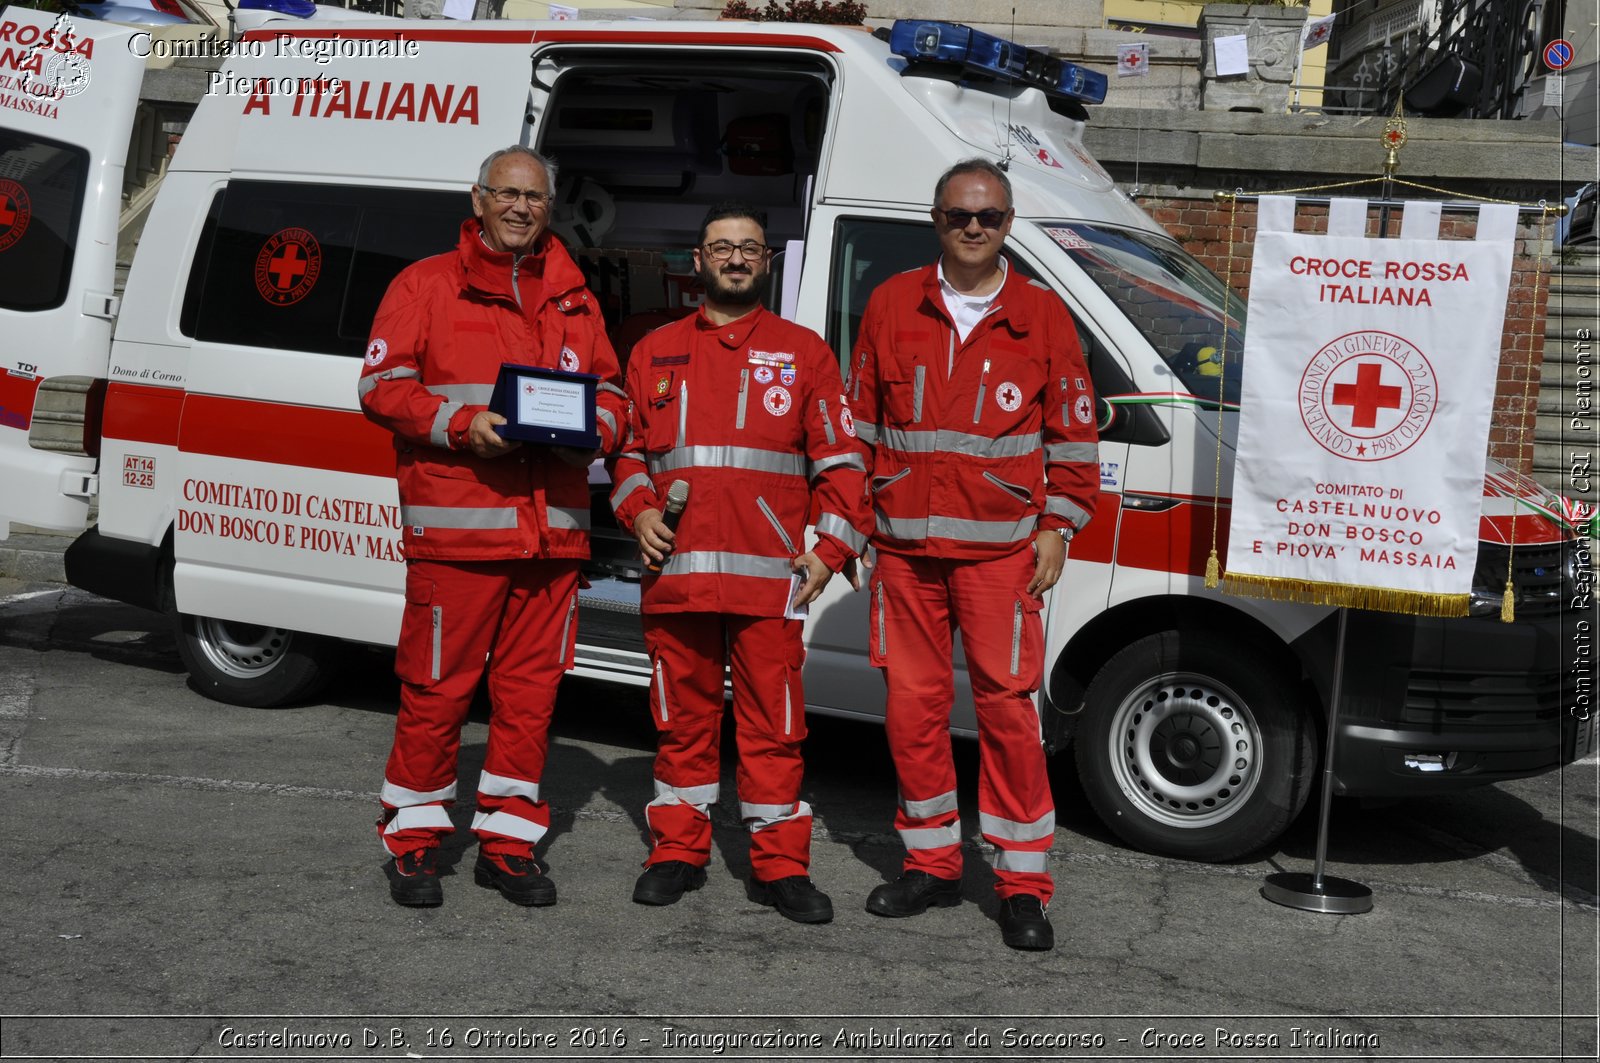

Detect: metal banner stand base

[1260,609,1373,915]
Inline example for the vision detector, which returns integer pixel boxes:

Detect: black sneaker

[864,871,962,918]
[386,848,442,908]
[473,852,557,907]
[749,875,833,924]
[998,894,1054,951]
[632,860,707,906]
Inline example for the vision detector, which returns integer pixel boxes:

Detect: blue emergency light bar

[888,19,1109,106]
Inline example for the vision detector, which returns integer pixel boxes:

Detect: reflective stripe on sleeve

[427,383,495,405]
[381,779,457,807]
[596,406,618,439]
[815,512,868,555]
[598,381,627,400]
[357,366,419,398]
[979,809,1056,843]
[1046,441,1099,464]
[899,822,963,850]
[855,421,879,446]
[740,800,813,833]
[475,771,540,802]
[400,505,519,530]
[610,472,652,512]
[429,401,463,448]
[1046,497,1093,528]
[470,809,548,844]
[647,444,805,479]
[809,451,866,478]
[899,789,958,819]
[993,849,1050,874]
[383,805,455,835]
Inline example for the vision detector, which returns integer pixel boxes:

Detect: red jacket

[359,220,625,562]
[849,264,1099,561]
[610,306,871,616]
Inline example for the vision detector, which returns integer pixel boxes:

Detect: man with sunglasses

[610,204,871,923]
[850,158,1100,950]
[359,145,626,909]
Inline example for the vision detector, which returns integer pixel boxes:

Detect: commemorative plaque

[489,363,601,450]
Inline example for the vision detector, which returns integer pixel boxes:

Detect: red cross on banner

[1330,363,1403,428]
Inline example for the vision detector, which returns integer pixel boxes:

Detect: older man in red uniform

[360,145,626,908]
[610,204,870,923]
[850,158,1099,950]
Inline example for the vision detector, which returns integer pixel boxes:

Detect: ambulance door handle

[83,291,121,321]
[60,471,99,499]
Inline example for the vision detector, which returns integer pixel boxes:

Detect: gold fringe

[1221,572,1471,618]
[1204,550,1220,589]
[1500,583,1515,623]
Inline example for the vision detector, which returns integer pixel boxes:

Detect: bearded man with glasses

[359,145,626,909]
[609,203,871,923]
[849,158,1100,951]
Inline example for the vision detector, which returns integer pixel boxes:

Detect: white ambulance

[0,6,1588,862]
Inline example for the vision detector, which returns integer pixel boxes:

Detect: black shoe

[632,861,707,906]
[749,875,833,924]
[999,894,1054,951]
[473,852,557,907]
[386,848,442,908]
[864,871,962,918]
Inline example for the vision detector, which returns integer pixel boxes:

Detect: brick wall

[1138,194,1554,474]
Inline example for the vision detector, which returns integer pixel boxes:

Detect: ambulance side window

[0,131,89,313]
[182,181,461,356]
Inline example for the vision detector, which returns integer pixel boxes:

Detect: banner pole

[1262,607,1373,913]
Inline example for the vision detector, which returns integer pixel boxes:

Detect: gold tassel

[1500,583,1514,623]
[1204,550,1220,588]
[1221,572,1471,618]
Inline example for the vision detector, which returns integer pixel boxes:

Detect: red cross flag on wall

[1222,195,1518,616]
[1116,42,1149,78]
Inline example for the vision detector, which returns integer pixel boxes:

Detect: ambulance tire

[175,613,339,708]
[1075,630,1316,862]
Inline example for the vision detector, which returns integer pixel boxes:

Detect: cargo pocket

[782,636,807,740]
[868,575,889,669]
[557,591,578,669]
[395,570,440,686]
[647,653,674,730]
[1010,590,1045,689]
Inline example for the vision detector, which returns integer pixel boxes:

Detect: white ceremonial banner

[1223,196,1518,615]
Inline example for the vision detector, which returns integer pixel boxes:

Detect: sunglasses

[938,207,1010,229]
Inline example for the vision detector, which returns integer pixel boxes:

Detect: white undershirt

[938,256,1007,344]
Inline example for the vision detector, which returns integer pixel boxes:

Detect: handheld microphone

[646,480,690,573]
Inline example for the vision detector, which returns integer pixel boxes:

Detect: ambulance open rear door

[0,7,145,538]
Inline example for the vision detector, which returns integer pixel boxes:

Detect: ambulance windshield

[1044,223,1243,408]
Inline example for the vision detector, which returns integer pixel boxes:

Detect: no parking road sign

[1544,39,1573,71]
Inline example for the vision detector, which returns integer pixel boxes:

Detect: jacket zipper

[557,593,577,664]
[912,365,926,423]
[756,495,798,555]
[818,398,836,445]
[1010,600,1023,676]
[946,331,955,379]
[736,369,749,430]
[972,358,991,424]
[677,381,688,447]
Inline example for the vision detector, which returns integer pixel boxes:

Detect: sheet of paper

[441,0,475,20]
[1213,34,1249,77]
[784,572,809,620]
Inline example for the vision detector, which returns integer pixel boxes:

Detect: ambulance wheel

[1075,630,1315,862]
[175,613,338,708]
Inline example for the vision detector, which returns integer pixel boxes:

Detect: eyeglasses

[938,207,1010,230]
[481,185,553,207]
[703,240,768,261]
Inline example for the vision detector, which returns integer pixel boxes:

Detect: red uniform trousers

[869,548,1056,902]
[378,557,580,860]
[643,612,812,882]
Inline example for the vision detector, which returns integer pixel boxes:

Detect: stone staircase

[1533,246,1600,507]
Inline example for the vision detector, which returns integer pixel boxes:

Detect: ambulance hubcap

[1108,672,1261,829]
[193,618,292,679]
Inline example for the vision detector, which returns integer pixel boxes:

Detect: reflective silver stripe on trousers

[547,504,590,532]
[879,426,1041,460]
[979,809,1056,843]
[430,605,442,680]
[383,805,454,834]
[1046,497,1092,528]
[427,383,494,404]
[855,421,879,446]
[470,809,548,843]
[993,849,1049,874]
[651,778,720,811]
[382,779,457,807]
[900,822,962,850]
[1046,441,1099,464]
[647,445,806,479]
[357,366,420,398]
[1010,600,1023,676]
[875,513,1037,544]
[809,451,866,478]
[430,400,462,448]
[875,582,886,657]
[658,551,795,581]
[401,505,519,530]
[557,593,576,664]
[610,472,652,512]
[900,789,958,819]
[740,800,812,832]
[654,658,669,723]
[815,512,867,555]
[818,398,836,446]
[476,770,540,802]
